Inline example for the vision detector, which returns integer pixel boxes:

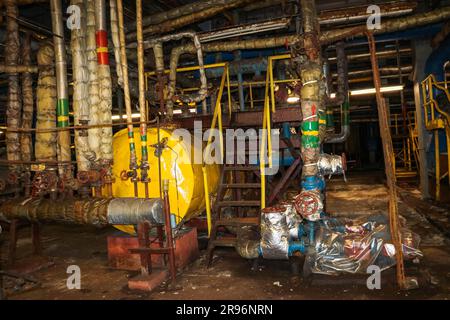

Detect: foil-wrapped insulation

[86,0,101,162]
[5,0,22,174]
[109,0,123,87]
[317,153,346,178]
[278,201,302,239]
[293,190,323,221]
[35,44,57,162]
[71,0,96,171]
[20,34,34,163]
[107,198,164,225]
[0,197,164,227]
[260,207,290,260]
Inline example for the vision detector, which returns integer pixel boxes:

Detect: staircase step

[216,200,261,207]
[223,166,260,171]
[215,217,260,227]
[221,183,261,188]
[211,237,237,247]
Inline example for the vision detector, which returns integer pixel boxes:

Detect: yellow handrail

[202,65,228,236]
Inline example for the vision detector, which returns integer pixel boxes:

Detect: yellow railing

[421,74,450,200]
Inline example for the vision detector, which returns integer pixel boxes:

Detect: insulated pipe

[163,7,450,59]
[95,0,113,166]
[325,42,347,106]
[20,34,34,165]
[71,0,96,172]
[126,0,254,41]
[153,43,166,114]
[35,44,57,163]
[0,197,164,227]
[0,65,38,73]
[109,0,123,87]
[86,0,101,163]
[5,0,22,179]
[50,0,72,182]
[136,0,149,197]
[117,0,138,197]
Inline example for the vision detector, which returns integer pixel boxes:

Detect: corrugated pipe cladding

[21,34,34,164]
[95,0,113,166]
[71,0,96,172]
[5,0,22,176]
[0,197,164,227]
[35,44,57,162]
[109,0,123,87]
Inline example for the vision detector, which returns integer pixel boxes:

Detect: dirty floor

[2,172,450,300]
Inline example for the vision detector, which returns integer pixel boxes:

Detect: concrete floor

[1,172,450,300]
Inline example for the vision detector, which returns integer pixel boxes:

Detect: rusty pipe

[163,179,176,283]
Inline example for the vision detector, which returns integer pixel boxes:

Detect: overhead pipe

[164,7,450,60]
[146,32,208,120]
[0,197,165,227]
[116,0,138,197]
[71,0,96,173]
[5,0,22,185]
[50,0,72,184]
[126,0,254,41]
[136,0,149,198]
[95,0,113,168]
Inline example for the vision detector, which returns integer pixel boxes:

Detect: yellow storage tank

[111,127,219,233]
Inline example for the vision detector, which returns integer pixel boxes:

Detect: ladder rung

[216,200,261,207]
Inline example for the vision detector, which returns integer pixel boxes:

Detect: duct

[35,43,57,162]
[260,207,290,260]
[0,65,38,73]
[0,197,164,227]
[86,0,101,163]
[50,0,72,180]
[110,0,123,87]
[116,0,138,191]
[95,0,113,166]
[126,0,254,41]
[20,34,34,165]
[5,0,22,177]
[71,0,96,172]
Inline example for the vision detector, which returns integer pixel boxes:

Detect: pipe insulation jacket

[0,197,164,227]
[0,65,38,73]
[95,0,113,165]
[35,44,57,162]
[71,0,96,171]
[50,0,72,179]
[109,0,123,87]
[5,0,22,175]
[21,34,34,164]
[86,0,101,162]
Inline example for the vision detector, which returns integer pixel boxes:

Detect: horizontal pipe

[0,197,164,226]
[0,65,38,73]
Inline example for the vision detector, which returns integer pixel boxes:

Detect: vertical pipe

[50,0,72,184]
[136,0,149,198]
[5,0,22,186]
[110,0,123,87]
[71,0,95,174]
[21,33,33,164]
[117,0,139,197]
[163,179,177,283]
[95,0,113,168]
